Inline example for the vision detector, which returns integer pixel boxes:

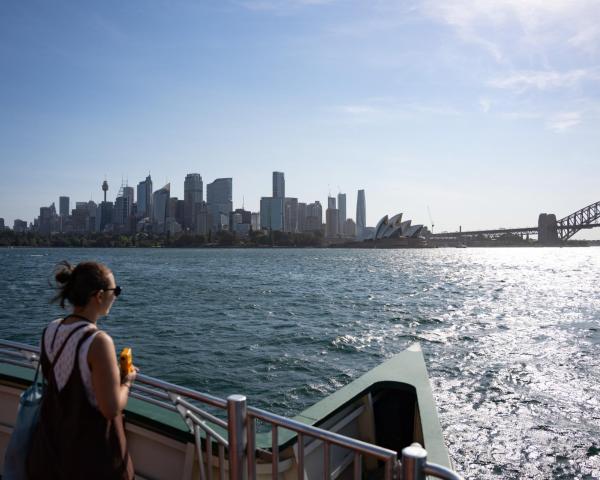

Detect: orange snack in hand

[119,347,133,378]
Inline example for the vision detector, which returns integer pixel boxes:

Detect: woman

[27,261,136,480]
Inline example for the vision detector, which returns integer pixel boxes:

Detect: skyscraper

[356,189,366,239]
[273,172,285,198]
[337,193,346,234]
[59,196,69,217]
[184,173,203,230]
[152,183,170,233]
[328,196,336,210]
[326,208,339,238]
[305,201,323,232]
[137,175,153,219]
[207,178,233,231]
[260,197,284,231]
[283,197,298,232]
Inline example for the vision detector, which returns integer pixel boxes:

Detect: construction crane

[427,206,435,234]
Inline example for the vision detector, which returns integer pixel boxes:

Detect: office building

[137,175,153,219]
[260,197,284,231]
[38,203,58,234]
[194,201,210,235]
[273,172,285,198]
[152,183,170,233]
[344,219,356,237]
[184,173,203,230]
[328,196,336,210]
[326,208,339,238]
[229,208,251,228]
[297,203,307,232]
[284,197,298,232]
[207,178,232,231]
[337,193,346,234]
[305,201,323,232]
[251,212,260,231]
[13,219,27,233]
[98,201,114,232]
[59,197,70,217]
[114,184,134,229]
[356,189,366,239]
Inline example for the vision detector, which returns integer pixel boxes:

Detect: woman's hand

[122,366,138,388]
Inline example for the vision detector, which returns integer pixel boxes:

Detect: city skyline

[1,1,598,239]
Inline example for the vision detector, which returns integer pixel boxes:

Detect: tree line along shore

[0,229,325,248]
[1,230,597,249]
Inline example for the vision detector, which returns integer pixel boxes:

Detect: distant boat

[455,244,467,248]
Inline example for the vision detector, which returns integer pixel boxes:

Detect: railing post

[227,394,247,480]
[401,443,427,480]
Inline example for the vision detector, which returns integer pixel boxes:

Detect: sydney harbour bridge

[430,200,600,245]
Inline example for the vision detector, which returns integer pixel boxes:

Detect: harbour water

[0,247,598,479]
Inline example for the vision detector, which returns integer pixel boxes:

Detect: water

[0,247,598,479]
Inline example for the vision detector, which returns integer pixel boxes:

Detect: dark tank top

[26,320,134,480]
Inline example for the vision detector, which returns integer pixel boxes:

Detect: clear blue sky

[1,0,599,238]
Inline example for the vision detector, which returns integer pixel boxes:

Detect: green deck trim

[0,362,193,444]
[0,343,449,467]
[284,343,450,467]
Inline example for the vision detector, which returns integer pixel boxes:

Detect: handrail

[0,339,463,480]
[402,443,464,480]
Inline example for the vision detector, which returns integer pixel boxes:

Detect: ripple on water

[1,247,599,479]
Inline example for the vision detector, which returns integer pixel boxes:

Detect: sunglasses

[105,286,122,297]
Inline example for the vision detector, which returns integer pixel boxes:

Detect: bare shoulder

[88,331,116,360]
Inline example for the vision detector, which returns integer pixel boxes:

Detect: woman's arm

[88,331,136,420]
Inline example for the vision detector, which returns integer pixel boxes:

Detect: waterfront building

[165,217,182,235]
[207,178,232,231]
[356,189,366,239]
[326,208,339,238]
[13,219,27,233]
[114,197,128,226]
[152,183,170,233]
[38,203,59,234]
[59,196,69,217]
[114,184,135,231]
[184,173,203,230]
[123,186,134,212]
[251,212,260,231]
[137,175,153,219]
[284,197,298,232]
[372,213,423,240]
[229,208,251,228]
[176,199,185,227]
[194,201,210,236]
[86,201,98,233]
[58,196,70,233]
[337,193,346,234]
[98,201,114,232]
[305,201,323,232]
[343,219,356,237]
[273,171,285,198]
[260,197,284,231]
[297,203,307,232]
[230,210,251,236]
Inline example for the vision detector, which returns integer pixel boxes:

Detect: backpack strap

[50,314,92,350]
[49,323,91,368]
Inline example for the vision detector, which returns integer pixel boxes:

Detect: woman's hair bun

[54,261,74,285]
[51,260,111,308]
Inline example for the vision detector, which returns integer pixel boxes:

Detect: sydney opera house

[370,213,424,240]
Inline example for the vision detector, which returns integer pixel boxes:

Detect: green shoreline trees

[0,230,324,248]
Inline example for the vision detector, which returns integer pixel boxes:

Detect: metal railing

[0,339,463,480]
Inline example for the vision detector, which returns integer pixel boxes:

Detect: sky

[1,0,599,238]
